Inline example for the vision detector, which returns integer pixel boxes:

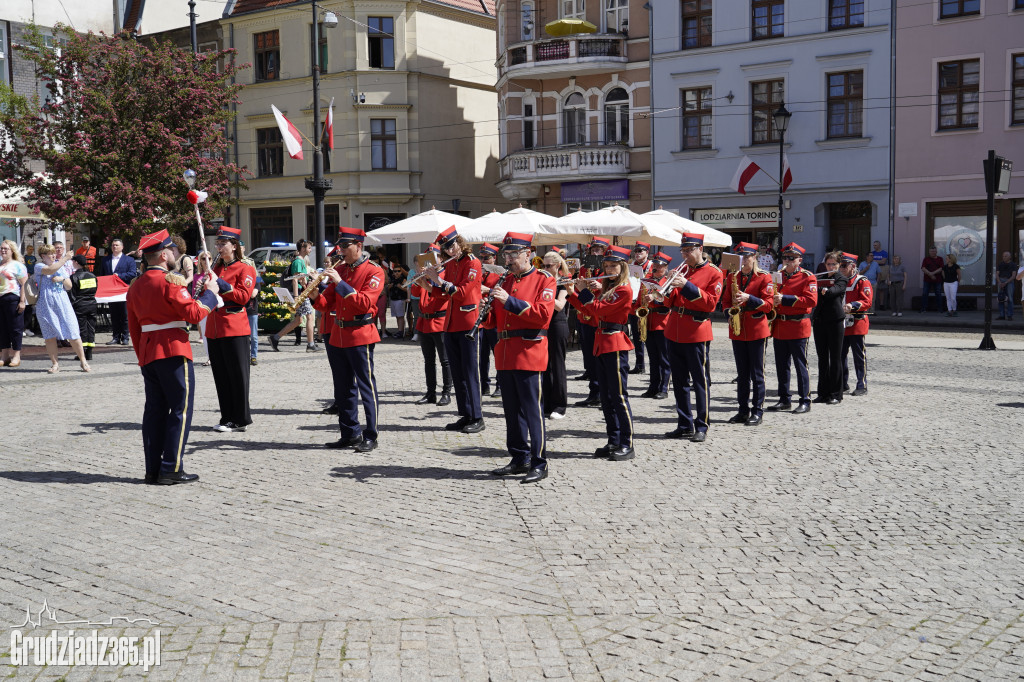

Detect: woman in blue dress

[34,243,90,373]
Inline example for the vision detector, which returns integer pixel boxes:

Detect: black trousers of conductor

[444,331,482,420]
[628,315,645,368]
[327,342,379,441]
[841,334,867,391]
[497,369,546,470]
[542,314,569,414]
[645,329,670,393]
[478,327,497,391]
[594,350,633,448]
[420,331,452,397]
[773,337,810,404]
[732,338,768,418]
[813,319,845,400]
[578,324,599,398]
[109,301,128,342]
[207,335,252,427]
[141,356,195,476]
[668,340,712,433]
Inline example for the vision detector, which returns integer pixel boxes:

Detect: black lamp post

[772,102,792,256]
[979,150,1013,351]
[306,3,338,269]
[188,0,198,54]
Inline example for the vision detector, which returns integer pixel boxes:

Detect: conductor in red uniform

[842,252,873,396]
[768,242,817,413]
[573,237,609,406]
[127,229,219,485]
[488,232,557,483]
[477,243,502,399]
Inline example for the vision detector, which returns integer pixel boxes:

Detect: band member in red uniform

[427,225,484,434]
[205,226,258,433]
[721,242,775,426]
[842,252,873,396]
[488,232,557,483]
[658,232,723,442]
[567,245,637,461]
[768,242,817,413]
[627,241,653,375]
[574,237,609,406]
[639,251,671,399]
[412,244,452,406]
[311,228,384,452]
[127,229,219,485]
[477,243,502,399]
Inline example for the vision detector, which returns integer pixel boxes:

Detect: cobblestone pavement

[1,325,1022,680]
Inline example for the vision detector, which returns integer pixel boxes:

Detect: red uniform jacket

[493,267,557,372]
[575,265,600,328]
[772,269,817,340]
[637,277,669,332]
[438,253,482,333]
[664,260,723,344]
[844,274,873,336]
[205,259,257,339]
[127,269,217,366]
[312,256,385,348]
[413,283,449,334]
[568,283,635,355]
[721,270,775,341]
[479,269,503,331]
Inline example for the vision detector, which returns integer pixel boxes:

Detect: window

[257,127,284,177]
[682,87,712,149]
[1012,54,1024,125]
[827,71,863,138]
[522,2,535,41]
[523,103,536,149]
[562,0,585,20]
[371,119,397,169]
[682,0,712,49]
[250,207,293,247]
[939,0,980,19]
[254,30,280,81]
[368,17,394,69]
[606,0,629,33]
[751,0,784,40]
[604,88,630,143]
[562,92,587,145]
[751,79,784,144]
[828,0,864,30]
[310,24,328,74]
[305,204,341,246]
[38,33,68,106]
[938,59,980,130]
[0,26,8,88]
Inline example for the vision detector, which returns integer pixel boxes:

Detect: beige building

[223,0,502,259]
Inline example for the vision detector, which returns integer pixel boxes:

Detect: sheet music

[273,287,295,304]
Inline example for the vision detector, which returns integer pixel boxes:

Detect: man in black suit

[811,251,851,405]
[99,238,139,345]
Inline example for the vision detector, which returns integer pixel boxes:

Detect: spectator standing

[888,255,907,316]
[920,246,944,312]
[269,240,319,352]
[75,236,98,272]
[757,244,776,273]
[24,244,36,271]
[0,240,29,368]
[98,238,139,344]
[387,263,409,339]
[370,248,389,336]
[858,253,880,312]
[68,255,98,360]
[1017,263,1024,319]
[942,253,961,317]
[33,244,90,373]
[875,258,890,311]
[996,251,1016,320]
[870,240,888,265]
[22,245,37,337]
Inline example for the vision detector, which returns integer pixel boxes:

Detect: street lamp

[772,102,792,256]
[306,1,337,269]
[979,150,1013,351]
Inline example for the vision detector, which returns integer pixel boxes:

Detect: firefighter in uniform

[427,225,485,434]
[842,252,873,396]
[658,232,724,442]
[311,228,385,452]
[412,244,453,407]
[477,243,502,399]
[721,242,775,426]
[68,255,98,360]
[127,229,219,485]
[627,241,653,375]
[573,237,609,406]
[768,242,818,413]
[488,232,557,483]
[638,251,671,399]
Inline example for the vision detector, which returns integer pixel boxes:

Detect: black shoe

[481,385,492,396]
[491,387,502,398]
[84,348,93,360]
[744,415,762,426]
[460,418,485,434]
[727,413,750,424]
[321,403,339,414]
[157,471,199,485]
[574,372,590,381]
[437,393,452,407]
[628,365,644,375]
[851,387,867,396]
[665,427,695,439]
[143,473,159,485]
[792,403,811,414]
[445,416,472,431]
[574,396,601,407]
[491,463,531,476]
[354,439,377,453]
[327,435,363,448]
[690,431,707,443]
[765,401,792,412]
[639,389,657,398]
[608,446,635,461]
[415,394,437,405]
[826,397,842,405]
[269,335,280,352]
[811,396,829,404]
[653,392,668,399]
[843,383,850,392]
[521,467,548,484]
[593,443,614,458]
[105,339,120,346]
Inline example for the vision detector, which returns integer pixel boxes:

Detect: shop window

[251,207,293,247]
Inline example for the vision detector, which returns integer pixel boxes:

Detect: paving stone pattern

[1,327,1022,680]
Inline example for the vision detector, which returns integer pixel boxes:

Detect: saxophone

[727,269,743,336]
[287,269,330,313]
[635,286,651,343]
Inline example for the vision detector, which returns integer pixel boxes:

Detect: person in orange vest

[75,236,97,272]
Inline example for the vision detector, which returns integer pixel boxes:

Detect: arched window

[562,92,587,145]
[604,87,629,143]
[522,2,535,41]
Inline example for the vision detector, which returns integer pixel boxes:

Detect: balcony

[499,143,630,185]
[500,34,628,79]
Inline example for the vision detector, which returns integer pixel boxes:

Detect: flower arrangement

[257,260,295,330]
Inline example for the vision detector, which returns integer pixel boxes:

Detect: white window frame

[605,0,629,34]
[0,25,8,87]
[523,99,538,149]
[522,2,535,41]
[603,87,630,144]
[39,32,68,108]
[561,92,587,145]
[562,0,585,21]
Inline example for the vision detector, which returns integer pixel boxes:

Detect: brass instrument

[287,269,330,313]
[404,254,460,289]
[556,274,614,287]
[727,267,743,336]
[656,262,689,298]
[531,255,544,268]
[636,285,652,343]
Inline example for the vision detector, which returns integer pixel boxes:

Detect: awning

[0,187,47,220]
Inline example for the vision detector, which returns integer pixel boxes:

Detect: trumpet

[404,255,460,289]
[656,262,689,298]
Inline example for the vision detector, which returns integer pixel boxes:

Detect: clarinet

[466,287,498,340]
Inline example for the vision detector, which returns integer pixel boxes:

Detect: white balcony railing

[500,144,630,182]
[501,34,627,78]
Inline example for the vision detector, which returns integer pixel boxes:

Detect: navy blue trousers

[773,337,810,404]
[140,356,195,476]
[628,315,645,368]
[644,329,670,393]
[497,369,546,469]
[668,340,712,433]
[478,328,497,390]
[327,343,379,440]
[444,331,482,420]
[842,334,867,391]
[732,338,768,417]
[595,350,633,447]
[579,324,599,398]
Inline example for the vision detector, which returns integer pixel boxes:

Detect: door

[829,202,872,257]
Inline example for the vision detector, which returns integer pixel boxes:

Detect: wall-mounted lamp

[726,91,735,103]
[543,184,550,194]
[350,89,365,104]
[524,20,533,32]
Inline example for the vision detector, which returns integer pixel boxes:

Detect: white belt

[141,321,187,333]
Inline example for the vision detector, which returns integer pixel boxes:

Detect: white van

[247,243,297,270]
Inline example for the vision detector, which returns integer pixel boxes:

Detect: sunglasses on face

[782,255,799,261]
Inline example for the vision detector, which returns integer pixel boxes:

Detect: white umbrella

[459,206,552,244]
[641,209,732,248]
[533,205,681,247]
[363,208,474,246]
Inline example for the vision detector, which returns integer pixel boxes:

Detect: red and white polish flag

[95,274,130,304]
[271,105,304,160]
[781,153,793,192]
[730,156,761,195]
[324,97,335,151]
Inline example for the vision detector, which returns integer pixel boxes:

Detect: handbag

[24,276,39,305]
